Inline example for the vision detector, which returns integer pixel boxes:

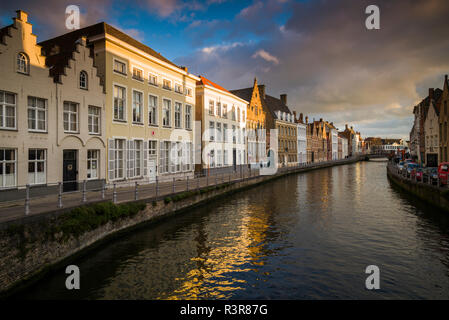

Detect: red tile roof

[197,75,231,94]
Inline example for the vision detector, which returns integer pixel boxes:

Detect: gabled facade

[195,76,247,173]
[230,78,266,167]
[294,112,307,164]
[0,11,106,198]
[424,88,441,166]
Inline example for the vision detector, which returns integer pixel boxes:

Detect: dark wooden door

[63,150,77,192]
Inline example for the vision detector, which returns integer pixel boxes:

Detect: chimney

[280,94,287,105]
[445,74,448,84]
[300,113,304,122]
[259,85,266,99]
[180,66,188,72]
[293,111,297,120]
[345,124,348,130]
[16,10,28,22]
[429,88,434,100]
[305,116,309,124]
[319,118,323,122]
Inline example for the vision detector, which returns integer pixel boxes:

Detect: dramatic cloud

[177,0,449,139]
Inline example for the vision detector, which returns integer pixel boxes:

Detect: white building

[341,137,348,159]
[195,76,247,173]
[297,122,307,164]
[331,128,338,160]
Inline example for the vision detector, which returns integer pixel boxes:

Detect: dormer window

[17,52,29,74]
[79,71,88,89]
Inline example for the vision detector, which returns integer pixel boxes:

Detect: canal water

[14,160,449,299]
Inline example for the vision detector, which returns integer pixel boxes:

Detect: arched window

[79,71,88,89]
[17,52,29,74]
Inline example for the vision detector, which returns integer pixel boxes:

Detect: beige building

[195,76,248,174]
[0,11,106,199]
[40,22,199,184]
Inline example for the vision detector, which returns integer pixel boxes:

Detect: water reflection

[13,161,449,299]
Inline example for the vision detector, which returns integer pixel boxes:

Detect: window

[87,150,99,180]
[185,105,192,130]
[149,95,158,125]
[63,101,79,132]
[217,149,222,167]
[175,102,182,128]
[170,142,177,173]
[186,87,192,97]
[79,71,88,89]
[209,121,215,141]
[210,149,215,168]
[28,149,46,185]
[232,125,236,143]
[132,90,143,123]
[223,124,228,142]
[163,99,171,126]
[0,90,16,129]
[175,83,183,94]
[109,139,125,180]
[224,149,228,166]
[130,140,143,177]
[216,122,222,142]
[209,100,214,115]
[149,140,157,158]
[223,104,227,118]
[28,96,46,131]
[159,141,170,174]
[149,73,158,86]
[232,106,236,121]
[163,79,171,90]
[88,106,101,134]
[0,149,16,188]
[237,108,240,122]
[17,53,29,74]
[113,59,127,75]
[217,102,221,117]
[132,67,144,81]
[113,85,126,121]
[176,142,182,172]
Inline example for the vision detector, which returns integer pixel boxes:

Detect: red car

[438,162,449,185]
[415,168,423,181]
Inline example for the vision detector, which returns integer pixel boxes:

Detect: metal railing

[0,155,368,222]
[387,161,448,189]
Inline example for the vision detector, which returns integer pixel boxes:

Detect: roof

[197,75,231,94]
[231,85,292,119]
[39,22,179,69]
[0,24,12,45]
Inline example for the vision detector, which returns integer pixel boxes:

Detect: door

[148,159,156,182]
[233,148,237,171]
[63,150,78,192]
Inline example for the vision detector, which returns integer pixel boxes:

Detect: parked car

[404,162,419,177]
[423,167,438,184]
[438,162,449,185]
[414,168,423,181]
[397,161,405,171]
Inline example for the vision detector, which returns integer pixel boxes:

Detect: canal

[13,160,449,299]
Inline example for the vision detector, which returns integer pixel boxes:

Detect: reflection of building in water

[164,199,272,300]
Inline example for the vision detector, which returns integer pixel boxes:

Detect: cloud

[145,0,179,17]
[252,49,279,65]
[178,0,449,139]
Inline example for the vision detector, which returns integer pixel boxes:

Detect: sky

[2,0,449,139]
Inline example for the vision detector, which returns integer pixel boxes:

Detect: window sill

[149,124,159,127]
[0,128,18,131]
[88,132,101,136]
[149,82,159,87]
[113,119,128,124]
[162,126,172,129]
[132,122,144,126]
[64,131,80,134]
[113,71,127,77]
[132,77,144,82]
[29,130,48,134]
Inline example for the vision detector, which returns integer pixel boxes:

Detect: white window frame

[113,84,127,122]
[88,106,101,134]
[162,98,171,127]
[0,90,16,130]
[209,100,215,115]
[63,101,79,133]
[149,73,158,86]
[28,96,47,132]
[132,66,144,82]
[174,101,182,128]
[28,149,46,185]
[148,94,158,126]
[79,71,88,89]
[162,79,172,90]
[209,121,215,141]
[17,52,29,74]
[87,149,99,180]
[185,104,192,130]
[132,89,144,124]
[174,83,183,94]
[0,148,16,188]
[114,139,125,180]
[113,58,127,76]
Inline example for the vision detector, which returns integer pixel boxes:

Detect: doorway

[63,150,78,192]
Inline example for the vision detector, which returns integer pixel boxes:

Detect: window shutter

[159,141,163,174]
[143,140,148,177]
[126,140,131,178]
[108,139,115,181]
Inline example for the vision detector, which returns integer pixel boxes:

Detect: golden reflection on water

[162,200,271,300]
